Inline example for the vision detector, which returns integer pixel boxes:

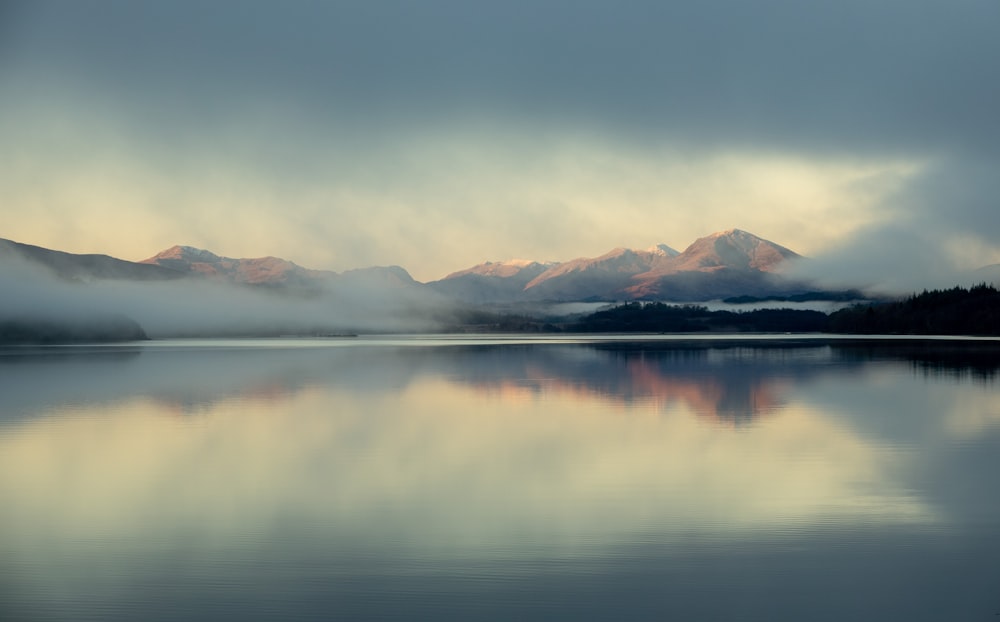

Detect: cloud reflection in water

[0,342,938,564]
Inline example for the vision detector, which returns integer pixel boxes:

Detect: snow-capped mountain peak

[146,245,222,263]
[646,243,680,257]
[442,259,555,280]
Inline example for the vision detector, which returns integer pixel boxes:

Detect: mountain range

[3,229,812,304]
[0,238,184,282]
[434,229,801,302]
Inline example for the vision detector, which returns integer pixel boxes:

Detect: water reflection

[1,338,999,621]
[3,338,996,425]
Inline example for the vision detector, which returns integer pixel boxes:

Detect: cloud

[0,98,920,280]
[788,154,1000,292]
[0,253,448,337]
[8,1,997,152]
[0,366,932,557]
[1,0,998,286]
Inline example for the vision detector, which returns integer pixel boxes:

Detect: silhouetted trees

[0,314,149,344]
[570,285,1000,335]
[573,302,712,332]
[7,285,994,341]
[571,302,828,333]
[828,284,1000,335]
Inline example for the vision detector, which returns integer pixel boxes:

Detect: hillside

[624,229,801,299]
[0,238,184,282]
[564,285,1000,336]
[427,260,554,303]
[828,284,1000,335]
[521,246,677,300]
[0,313,148,344]
[3,230,820,307]
[431,229,804,302]
[141,245,335,288]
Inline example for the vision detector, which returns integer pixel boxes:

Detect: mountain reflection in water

[2,338,996,425]
[1,337,999,621]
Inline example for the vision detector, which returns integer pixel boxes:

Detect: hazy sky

[2,1,998,284]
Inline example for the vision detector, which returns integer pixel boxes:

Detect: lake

[2,335,999,621]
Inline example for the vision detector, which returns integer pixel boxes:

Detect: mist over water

[0,255,449,337]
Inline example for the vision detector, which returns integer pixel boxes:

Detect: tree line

[570,284,1000,336]
[825,283,1000,335]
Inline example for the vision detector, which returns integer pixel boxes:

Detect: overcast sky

[2,0,998,285]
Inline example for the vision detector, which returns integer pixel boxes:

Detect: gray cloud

[899,156,1000,238]
[6,1,998,153]
[788,154,1000,292]
[0,255,450,337]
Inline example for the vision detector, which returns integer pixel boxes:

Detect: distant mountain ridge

[0,238,183,282]
[2,229,847,303]
[430,260,557,304]
[519,246,677,300]
[428,229,802,302]
[141,245,335,288]
[445,259,557,280]
[624,229,800,300]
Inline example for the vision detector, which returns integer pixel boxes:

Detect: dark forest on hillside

[570,303,828,333]
[3,285,999,343]
[827,284,1000,336]
[568,285,1000,336]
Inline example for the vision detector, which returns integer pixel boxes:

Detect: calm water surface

[1,335,999,621]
